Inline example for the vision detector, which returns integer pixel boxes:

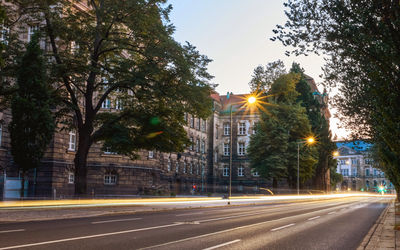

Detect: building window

[223,143,230,156]
[341,169,349,176]
[238,166,244,177]
[115,99,123,110]
[28,25,39,42]
[365,168,370,177]
[252,122,257,134]
[238,122,246,135]
[351,159,357,165]
[148,151,154,159]
[223,123,230,135]
[223,165,229,177]
[252,169,259,177]
[201,119,206,132]
[196,163,199,175]
[190,115,194,128]
[216,125,219,139]
[175,162,179,173]
[167,159,171,172]
[214,152,218,163]
[201,163,205,176]
[104,147,117,155]
[184,113,188,122]
[340,160,346,165]
[238,142,246,156]
[68,172,75,184]
[201,140,205,154]
[68,130,76,151]
[190,162,193,174]
[196,138,200,153]
[374,169,378,176]
[189,137,194,151]
[183,162,186,174]
[0,24,9,45]
[104,173,117,185]
[101,98,111,109]
[196,118,200,130]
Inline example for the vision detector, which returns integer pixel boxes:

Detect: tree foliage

[249,60,286,93]
[273,0,400,197]
[248,73,318,189]
[290,63,337,191]
[8,0,214,195]
[9,34,55,176]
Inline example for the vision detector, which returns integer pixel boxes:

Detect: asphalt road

[0,196,391,250]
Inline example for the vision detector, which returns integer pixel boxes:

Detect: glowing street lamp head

[248,96,256,104]
[306,137,315,144]
[333,151,339,157]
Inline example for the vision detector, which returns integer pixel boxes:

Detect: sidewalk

[358,201,398,249]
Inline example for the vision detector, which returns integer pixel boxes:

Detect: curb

[357,200,393,250]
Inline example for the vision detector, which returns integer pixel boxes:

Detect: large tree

[9,34,55,197]
[249,60,286,93]
[248,73,317,191]
[290,63,337,191]
[273,0,400,198]
[11,0,213,195]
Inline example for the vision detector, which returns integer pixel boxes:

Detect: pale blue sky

[167,0,347,139]
[168,0,325,94]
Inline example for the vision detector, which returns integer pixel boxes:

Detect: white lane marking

[307,216,320,221]
[0,229,25,234]
[0,223,183,250]
[203,239,241,250]
[91,218,142,224]
[139,200,369,249]
[328,211,336,215]
[176,212,204,217]
[271,223,295,232]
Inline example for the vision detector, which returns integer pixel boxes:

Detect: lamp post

[227,94,257,202]
[297,137,315,195]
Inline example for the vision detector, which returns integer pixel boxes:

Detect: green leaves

[248,73,317,186]
[9,34,55,172]
[274,0,400,194]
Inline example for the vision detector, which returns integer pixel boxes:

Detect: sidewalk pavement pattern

[358,201,398,250]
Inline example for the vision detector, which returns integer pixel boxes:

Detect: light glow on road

[0,193,394,209]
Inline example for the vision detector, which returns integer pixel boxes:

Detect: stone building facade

[0,1,332,197]
[334,141,393,193]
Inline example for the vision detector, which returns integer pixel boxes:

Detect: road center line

[0,223,183,250]
[0,229,25,234]
[328,211,336,215]
[271,223,295,231]
[202,239,241,250]
[307,216,321,221]
[91,218,142,224]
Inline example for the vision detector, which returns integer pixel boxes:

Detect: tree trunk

[272,177,278,194]
[74,131,92,197]
[396,185,400,202]
[20,171,26,200]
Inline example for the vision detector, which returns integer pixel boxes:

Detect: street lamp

[297,136,316,195]
[227,94,258,202]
